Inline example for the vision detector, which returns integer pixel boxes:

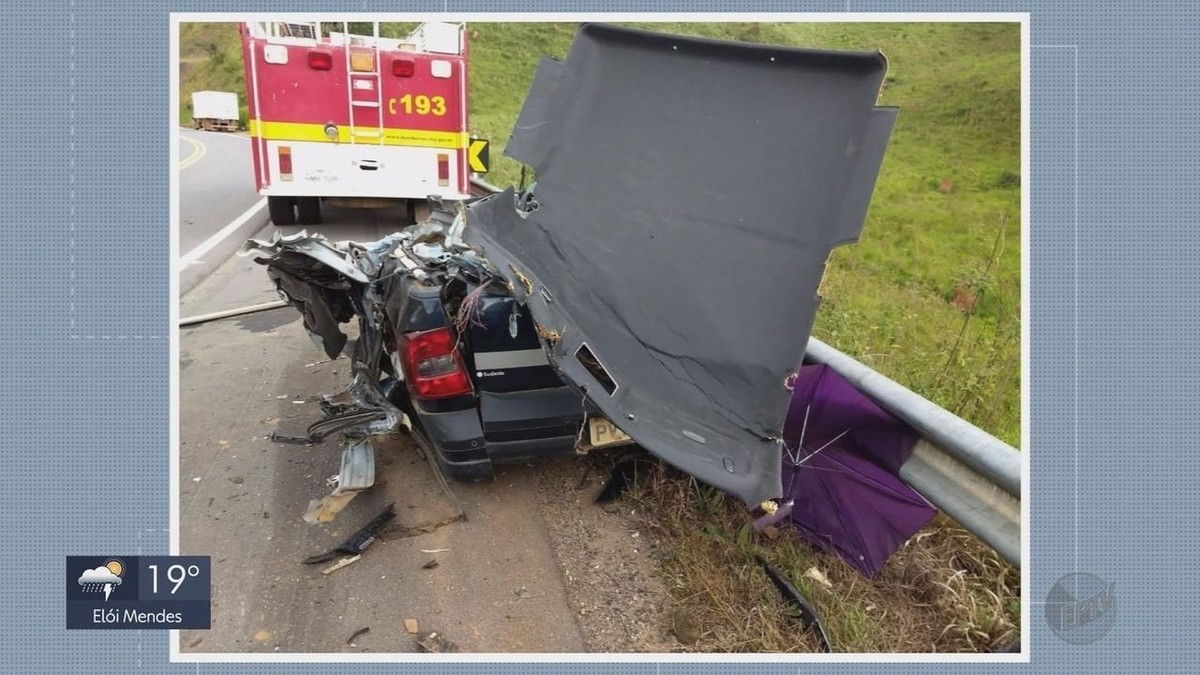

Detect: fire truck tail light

[392,58,415,77]
[278,146,293,181]
[349,51,375,72]
[308,51,333,70]
[437,153,449,187]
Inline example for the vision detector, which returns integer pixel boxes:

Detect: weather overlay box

[66,556,211,629]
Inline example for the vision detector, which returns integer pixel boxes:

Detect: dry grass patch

[628,464,1019,653]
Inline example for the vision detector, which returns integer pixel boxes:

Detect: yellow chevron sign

[468,138,490,173]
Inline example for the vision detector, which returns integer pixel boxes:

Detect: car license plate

[587,417,632,448]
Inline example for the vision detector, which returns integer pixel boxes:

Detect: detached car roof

[466,23,897,505]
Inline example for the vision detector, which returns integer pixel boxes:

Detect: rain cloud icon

[78,559,125,602]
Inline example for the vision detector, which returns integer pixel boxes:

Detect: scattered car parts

[303,502,397,565]
[759,556,832,653]
[416,630,456,653]
[320,554,361,576]
[302,440,380,524]
[346,626,370,646]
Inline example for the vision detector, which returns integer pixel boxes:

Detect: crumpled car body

[464,24,896,505]
[242,214,611,495]
[244,23,896,509]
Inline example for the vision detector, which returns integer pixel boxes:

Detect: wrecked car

[244,208,626,494]
[243,23,895,512]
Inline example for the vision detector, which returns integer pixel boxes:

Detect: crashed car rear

[244,23,896,512]
[242,212,613,519]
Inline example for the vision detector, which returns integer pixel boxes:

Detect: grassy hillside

[178,23,246,125]
[179,21,1021,651]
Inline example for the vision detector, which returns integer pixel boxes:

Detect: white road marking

[180,198,267,266]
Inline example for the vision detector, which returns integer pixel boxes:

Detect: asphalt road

[177,129,268,297]
[175,143,635,654]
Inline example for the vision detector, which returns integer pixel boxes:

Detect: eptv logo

[1045,573,1116,644]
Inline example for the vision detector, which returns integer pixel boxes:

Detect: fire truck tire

[296,197,322,225]
[268,196,296,226]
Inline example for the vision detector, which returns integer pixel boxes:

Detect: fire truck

[239,21,487,226]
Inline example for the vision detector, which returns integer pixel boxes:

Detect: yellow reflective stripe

[248,120,468,149]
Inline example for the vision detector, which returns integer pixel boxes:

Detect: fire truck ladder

[344,21,385,145]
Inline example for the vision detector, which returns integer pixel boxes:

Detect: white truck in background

[191,90,241,131]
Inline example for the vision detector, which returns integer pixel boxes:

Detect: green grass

[796,23,1022,445]
[178,23,246,126]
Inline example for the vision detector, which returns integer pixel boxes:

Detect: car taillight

[437,153,449,187]
[400,327,473,399]
[308,51,333,70]
[392,58,415,77]
[278,146,293,181]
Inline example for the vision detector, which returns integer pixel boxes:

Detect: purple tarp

[779,364,936,577]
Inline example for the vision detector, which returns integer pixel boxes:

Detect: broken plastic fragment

[803,566,833,591]
[320,553,361,576]
[346,627,370,645]
[303,503,397,565]
[303,492,360,524]
[759,556,832,653]
[335,440,376,492]
[412,242,450,263]
[416,631,456,653]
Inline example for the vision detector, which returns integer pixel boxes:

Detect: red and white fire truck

[239,21,487,225]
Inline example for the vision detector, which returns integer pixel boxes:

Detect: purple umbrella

[768,364,936,577]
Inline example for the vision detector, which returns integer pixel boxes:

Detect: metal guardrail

[469,176,503,196]
[467,177,1022,568]
[805,337,1021,567]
